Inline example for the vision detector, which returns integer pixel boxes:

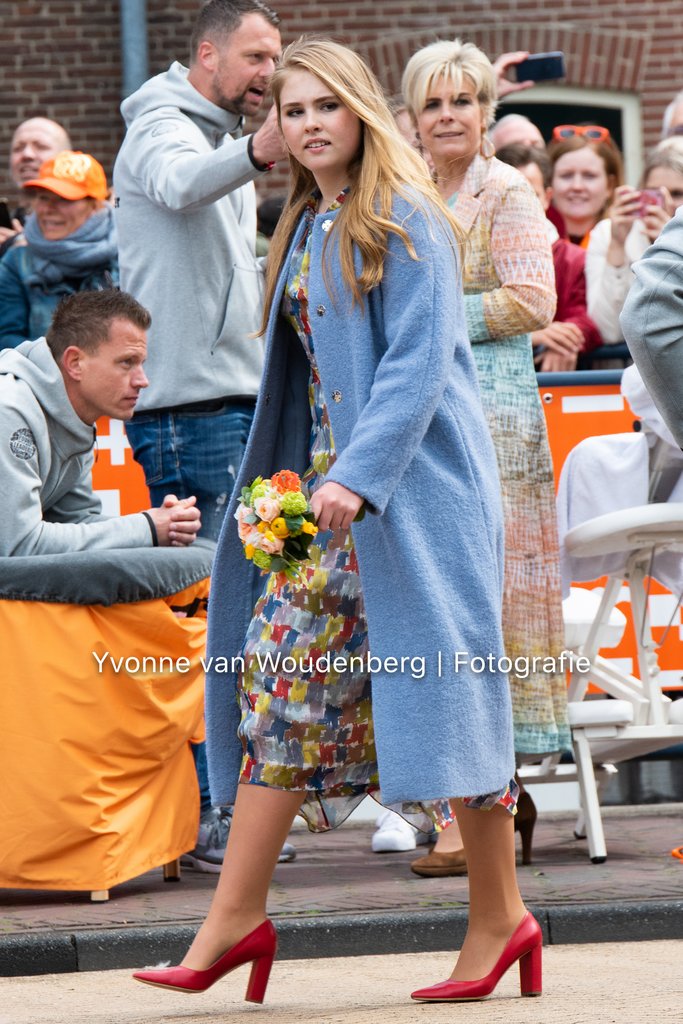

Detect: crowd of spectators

[488,110,683,367]
[2,0,682,905]
[2,42,679,371]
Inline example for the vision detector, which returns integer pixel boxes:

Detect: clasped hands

[147,494,202,546]
[533,321,585,372]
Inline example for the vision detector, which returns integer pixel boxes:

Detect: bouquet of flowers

[235,470,319,584]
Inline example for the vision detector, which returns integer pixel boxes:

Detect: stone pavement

[1,806,682,977]
[3,941,683,1024]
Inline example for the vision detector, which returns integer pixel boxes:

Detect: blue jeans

[191,741,212,815]
[125,401,255,542]
[126,400,255,814]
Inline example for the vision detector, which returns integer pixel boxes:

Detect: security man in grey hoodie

[621,209,683,450]
[0,289,201,557]
[113,2,297,872]
[113,0,284,543]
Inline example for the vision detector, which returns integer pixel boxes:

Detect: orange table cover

[0,580,208,891]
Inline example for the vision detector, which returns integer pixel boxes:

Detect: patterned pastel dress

[449,154,571,756]
[237,193,517,832]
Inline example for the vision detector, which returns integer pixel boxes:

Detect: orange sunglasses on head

[552,124,611,142]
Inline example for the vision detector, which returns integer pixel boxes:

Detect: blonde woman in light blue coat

[133,38,543,1010]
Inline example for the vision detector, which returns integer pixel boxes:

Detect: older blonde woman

[403,39,569,876]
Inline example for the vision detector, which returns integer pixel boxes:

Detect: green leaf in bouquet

[286,536,311,559]
[241,476,263,506]
[284,515,305,533]
[298,535,314,555]
[269,556,286,572]
[250,478,271,501]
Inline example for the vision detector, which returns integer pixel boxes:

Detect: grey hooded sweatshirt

[621,210,683,448]
[113,62,266,413]
[0,339,152,556]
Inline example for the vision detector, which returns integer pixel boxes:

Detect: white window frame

[502,86,643,185]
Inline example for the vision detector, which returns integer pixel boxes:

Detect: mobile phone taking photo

[0,199,13,231]
[515,52,566,83]
[638,188,664,217]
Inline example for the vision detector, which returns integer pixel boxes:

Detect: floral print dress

[237,193,517,831]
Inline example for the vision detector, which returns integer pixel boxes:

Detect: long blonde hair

[259,37,461,333]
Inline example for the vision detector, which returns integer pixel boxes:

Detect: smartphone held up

[638,188,664,218]
[515,51,566,83]
[0,199,13,231]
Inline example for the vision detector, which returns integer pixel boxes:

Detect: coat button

[316,304,326,316]
[332,389,342,403]
[264,393,270,405]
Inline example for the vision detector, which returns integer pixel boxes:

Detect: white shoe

[371,807,430,853]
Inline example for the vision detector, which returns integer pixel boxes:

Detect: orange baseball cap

[23,151,108,201]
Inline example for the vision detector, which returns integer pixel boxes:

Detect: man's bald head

[10,118,72,187]
[489,113,544,152]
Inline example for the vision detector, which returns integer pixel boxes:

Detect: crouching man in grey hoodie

[0,289,201,557]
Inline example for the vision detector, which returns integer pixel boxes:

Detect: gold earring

[480,134,495,159]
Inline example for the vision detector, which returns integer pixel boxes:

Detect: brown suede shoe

[410,848,468,877]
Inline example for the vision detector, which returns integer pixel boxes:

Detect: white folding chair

[516,587,626,861]
[561,504,683,861]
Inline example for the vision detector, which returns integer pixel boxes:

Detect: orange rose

[271,470,302,494]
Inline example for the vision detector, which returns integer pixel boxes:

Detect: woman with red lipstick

[402,39,569,878]
[132,37,542,1010]
[0,151,117,350]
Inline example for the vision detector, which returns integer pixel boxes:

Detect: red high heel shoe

[132,919,277,1004]
[411,911,542,1002]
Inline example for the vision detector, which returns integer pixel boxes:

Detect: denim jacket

[0,246,119,349]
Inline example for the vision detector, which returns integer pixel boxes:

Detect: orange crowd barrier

[91,379,682,695]
[538,372,682,692]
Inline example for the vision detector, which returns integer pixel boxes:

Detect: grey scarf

[23,205,117,286]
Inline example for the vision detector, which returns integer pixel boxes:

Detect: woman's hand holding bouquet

[236,470,319,584]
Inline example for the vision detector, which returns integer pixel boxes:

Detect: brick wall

[1,0,683,201]
[0,1,122,199]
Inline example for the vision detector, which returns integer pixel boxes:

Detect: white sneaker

[371,807,430,853]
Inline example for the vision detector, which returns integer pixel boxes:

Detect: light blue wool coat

[205,193,516,808]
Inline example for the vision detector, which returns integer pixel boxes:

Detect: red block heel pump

[411,911,542,1002]
[132,919,277,1004]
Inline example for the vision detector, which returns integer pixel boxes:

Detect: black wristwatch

[247,134,275,172]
